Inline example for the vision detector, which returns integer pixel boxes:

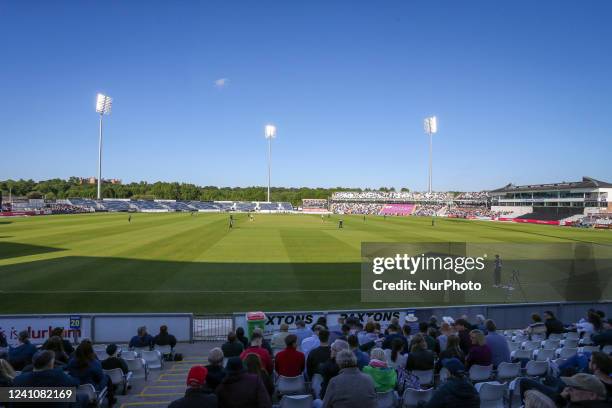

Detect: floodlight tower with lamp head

[423,116,438,193]
[95,93,112,200]
[264,124,277,202]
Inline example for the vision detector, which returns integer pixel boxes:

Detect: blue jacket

[353,349,370,369]
[8,341,38,369]
[11,368,80,408]
[66,358,105,389]
[129,334,154,349]
[485,332,511,367]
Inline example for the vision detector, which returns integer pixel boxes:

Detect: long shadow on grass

[0,242,66,260]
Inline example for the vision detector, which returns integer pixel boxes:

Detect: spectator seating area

[516,207,584,221]
[379,203,416,216]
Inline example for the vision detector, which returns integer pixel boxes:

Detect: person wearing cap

[560,373,608,407]
[168,365,217,408]
[101,344,128,375]
[215,356,271,408]
[239,332,273,375]
[8,330,38,371]
[274,334,305,377]
[12,350,84,408]
[424,358,480,408]
[318,349,377,408]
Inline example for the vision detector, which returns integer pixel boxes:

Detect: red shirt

[274,347,305,377]
[240,346,273,374]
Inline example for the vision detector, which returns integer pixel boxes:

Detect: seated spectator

[358,321,380,346]
[239,331,273,375]
[67,341,115,405]
[484,320,510,368]
[560,373,608,407]
[590,351,612,398]
[101,344,128,374]
[169,365,217,408]
[453,319,472,355]
[153,325,177,349]
[221,331,244,358]
[274,334,305,377]
[0,331,7,348]
[362,348,397,393]
[8,330,38,371]
[382,324,408,353]
[43,327,74,355]
[0,359,16,387]
[424,358,480,408]
[318,349,377,408]
[437,322,453,352]
[301,325,323,357]
[312,316,328,331]
[525,313,548,340]
[271,323,290,350]
[543,311,565,337]
[252,328,274,356]
[244,353,274,397]
[465,330,492,368]
[347,334,369,369]
[129,326,154,350]
[42,336,70,366]
[319,339,349,399]
[215,357,271,408]
[294,319,313,347]
[437,335,465,371]
[235,327,249,349]
[205,347,226,391]
[406,334,435,371]
[475,315,487,333]
[593,318,612,347]
[388,338,406,369]
[411,322,438,353]
[576,311,604,337]
[306,329,331,380]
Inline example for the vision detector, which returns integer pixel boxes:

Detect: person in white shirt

[301,325,323,357]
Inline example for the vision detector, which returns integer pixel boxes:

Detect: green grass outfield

[0,212,611,313]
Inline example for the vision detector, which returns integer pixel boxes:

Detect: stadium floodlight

[423,116,438,193]
[95,93,113,200]
[264,124,277,202]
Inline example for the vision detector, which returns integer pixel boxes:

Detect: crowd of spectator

[330,202,383,215]
[413,204,446,217]
[455,192,490,201]
[447,206,495,218]
[332,191,452,201]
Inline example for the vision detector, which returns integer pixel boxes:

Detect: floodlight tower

[423,116,438,193]
[264,124,277,202]
[95,93,113,200]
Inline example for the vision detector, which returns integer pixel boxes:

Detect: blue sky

[1,0,611,191]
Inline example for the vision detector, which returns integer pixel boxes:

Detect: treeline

[0,178,410,206]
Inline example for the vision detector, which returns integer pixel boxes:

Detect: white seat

[496,362,521,381]
[511,349,533,361]
[580,345,600,353]
[311,373,323,398]
[120,350,137,360]
[561,339,579,348]
[376,390,397,408]
[541,339,560,350]
[411,369,434,386]
[475,381,506,408]
[564,332,579,341]
[276,375,306,395]
[103,368,132,395]
[77,383,107,406]
[92,344,107,351]
[579,333,593,346]
[469,364,493,382]
[279,394,313,408]
[402,388,433,408]
[141,350,163,370]
[95,350,108,361]
[508,342,520,352]
[557,347,578,359]
[535,349,555,361]
[154,344,172,355]
[522,341,540,351]
[525,360,548,377]
[603,345,612,355]
[547,333,564,341]
[133,346,149,356]
[531,334,546,342]
[125,358,148,380]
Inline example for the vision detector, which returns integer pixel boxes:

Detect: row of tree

[0,178,410,206]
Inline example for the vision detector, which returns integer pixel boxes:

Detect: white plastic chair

[557,347,578,359]
[525,360,548,377]
[522,341,540,351]
[154,344,172,355]
[548,333,564,340]
[469,364,493,382]
[531,334,546,342]
[279,394,313,408]
[580,345,600,353]
[541,339,560,350]
[511,349,533,361]
[276,375,306,395]
[133,346,149,356]
[564,332,579,341]
[535,349,555,361]
[125,358,148,380]
[496,362,521,381]
[95,350,108,361]
[475,381,507,408]
[411,369,434,387]
[77,384,107,407]
[402,388,433,408]
[561,339,579,348]
[92,344,107,352]
[141,350,163,370]
[376,390,397,408]
[103,368,132,395]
